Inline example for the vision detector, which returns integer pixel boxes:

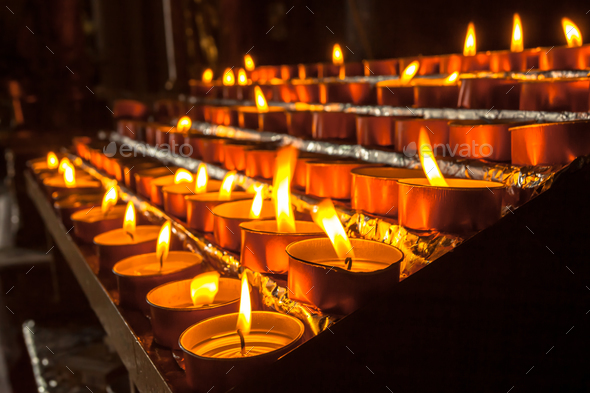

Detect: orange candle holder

[53,192,103,229]
[238,107,287,133]
[239,220,324,275]
[196,137,226,165]
[145,123,167,146]
[458,77,521,110]
[519,79,590,112]
[179,311,304,393]
[312,111,356,140]
[168,129,186,155]
[183,133,203,160]
[298,63,320,79]
[439,53,490,73]
[293,154,327,190]
[245,149,277,180]
[203,106,239,126]
[319,62,363,78]
[124,162,160,192]
[399,55,440,75]
[94,225,160,273]
[351,167,425,218]
[134,167,176,199]
[376,81,414,107]
[318,81,376,105]
[306,160,369,200]
[280,64,297,80]
[147,277,242,349]
[488,48,542,72]
[292,79,320,103]
[162,180,222,220]
[189,79,218,97]
[222,85,241,100]
[117,119,142,140]
[511,120,590,166]
[413,81,460,108]
[449,119,532,162]
[150,174,175,207]
[285,110,312,138]
[222,141,258,171]
[71,205,126,243]
[186,192,253,233]
[362,58,399,76]
[212,200,275,252]
[539,45,590,71]
[395,118,450,155]
[286,238,404,315]
[398,178,505,234]
[355,114,399,147]
[43,175,102,197]
[252,65,281,82]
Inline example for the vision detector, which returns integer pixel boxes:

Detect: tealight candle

[150,168,193,207]
[311,111,356,141]
[134,166,177,199]
[318,79,375,105]
[71,188,125,243]
[306,160,370,200]
[539,18,589,70]
[53,192,103,229]
[244,149,277,180]
[457,76,520,110]
[43,169,102,197]
[375,60,420,106]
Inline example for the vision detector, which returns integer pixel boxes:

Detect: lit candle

[237,86,287,133]
[179,274,304,392]
[43,161,102,196]
[440,22,490,73]
[540,18,590,70]
[71,186,126,243]
[30,151,60,177]
[489,14,542,72]
[375,61,420,106]
[112,221,204,311]
[286,199,404,315]
[150,168,192,207]
[188,68,218,98]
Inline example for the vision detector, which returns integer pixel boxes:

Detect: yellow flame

[202,68,213,83]
[101,187,118,214]
[464,22,476,56]
[219,171,237,201]
[47,152,58,169]
[64,165,76,187]
[58,157,71,174]
[123,201,136,236]
[223,68,235,86]
[511,13,524,52]
[418,128,448,187]
[237,68,248,85]
[311,199,354,259]
[272,146,297,232]
[156,221,171,266]
[236,274,251,335]
[195,164,208,194]
[254,86,269,113]
[244,54,255,71]
[249,185,264,219]
[190,271,220,306]
[400,61,420,85]
[562,18,583,47]
[332,43,344,65]
[445,72,459,84]
[177,116,192,133]
[174,168,193,184]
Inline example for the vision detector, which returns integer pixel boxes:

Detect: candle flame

[174,168,193,184]
[64,165,76,187]
[123,201,136,236]
[237,68,248,85]
[236,274,251,335]
[219,171,237,200]
[254,86,269,113]
[177,116,192,133]
[244,54,255,71]
[418,127,448,187]
[332,44,344,65]
[400,61,420,85]
[195,164,208,194]
[58,157,71,174]
[156,221,171,267]
[101,187,118,214]
[511,13,524,52]
[272,146,297,232]
[562,18,582,47]
[223,68,235,86]
[190,271,220,306]
[445,72,459,84]
[47,152,58,169]
[464,22,476,56]
[202,68,213,83]
[249,185,264,219]
[311,199,354,259]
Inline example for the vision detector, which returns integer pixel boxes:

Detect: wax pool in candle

[71,205,126,243]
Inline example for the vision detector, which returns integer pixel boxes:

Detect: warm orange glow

[445,72,459,84]
[219,171,237,200]
[156,221,171,267]
[562,18,583,47]
[254,86,269,113]
[244,54,255,71]
[223,68,235,86]
[123,201,136,236]
[400,61,420,85]
[332,44,344,65]
[464,22,476,56]
[236,274,251,335]
[58,157,71,174]
[190,271,220,306]
[237,68,248,85]
[63,165,76,187]
[418,128,448,187]
[249,185,264,219]
[511,14,524,52]
[272,146,297,232]
[177,116,192,133]
[47,152,58,170]
[101,187,118,215]
[174,168,193,184]
[202,68,213,83]
[195,164,208,194]
[311,199,354,259]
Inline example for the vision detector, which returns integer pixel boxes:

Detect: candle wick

[237,329,246,356]
[344,257,353,271]
[159,253,164,271]
[126,231,134,241]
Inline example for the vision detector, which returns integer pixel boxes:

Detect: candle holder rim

[163,179,222,195]
[395,118,449,125]
[211,199,275,220]
[519,77,589,84]
[508,119,590,131]
[397,177,506,190]
[185,191,252,203]
[112,251,203,278]
[351,166,424,180]
[93,225,161,246]
[70,204,126,222]
[238,106,284,114]
[448,119,533,127]
[239,219,325,236]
